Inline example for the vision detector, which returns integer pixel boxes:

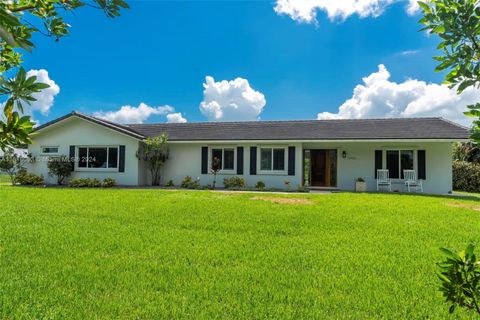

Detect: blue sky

[20,0,477,125]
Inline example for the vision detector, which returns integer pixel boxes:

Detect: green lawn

[1,187,479,319]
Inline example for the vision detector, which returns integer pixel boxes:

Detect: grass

[1,187,480,319]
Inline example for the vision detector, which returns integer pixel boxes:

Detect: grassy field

[1,187,480,319]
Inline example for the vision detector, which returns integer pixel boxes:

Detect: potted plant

[355,177,366,192]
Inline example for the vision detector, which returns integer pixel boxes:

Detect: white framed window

[385,149,414,179]
[41,146,59,154]
[210,147,235,172]
[259,147,286,173]
[76,146,119,171]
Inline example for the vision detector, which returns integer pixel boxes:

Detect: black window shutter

[418,150,426,180]
[201,147,208,174]
[288,146,295,176]
[69,145,75,171]
[374,150,382,179]
[119,145,125,172]
[250,146,257,175]
[237,147,244,175]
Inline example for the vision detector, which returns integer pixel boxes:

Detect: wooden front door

[310,149,337,187]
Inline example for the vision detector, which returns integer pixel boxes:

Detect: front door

[309,149,337,187]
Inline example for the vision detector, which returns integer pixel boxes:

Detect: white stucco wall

[159,143,303,189]
[304,141,453,194]
[161,141,453,194]
[27,117,454,194]
[28,116,142,185]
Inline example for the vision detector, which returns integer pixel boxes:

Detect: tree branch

[7,5,36,13]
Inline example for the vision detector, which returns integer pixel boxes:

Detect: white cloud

[166,112,187,123]
[199,76,266,121]
[406,0,420,15]
[26,69,60,116]
[274,0,421,24]
[94,103,174,124]
[317,64,479,126]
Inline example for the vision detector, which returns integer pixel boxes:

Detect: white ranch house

[27,112,469,194]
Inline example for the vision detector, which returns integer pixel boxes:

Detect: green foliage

[102,177,116,188]
[69,178,102,188]
[15,171,43,185]
[0,0,128,150]
[418,0,480,141]
[453,161,480,192]
[181,175,200,189]
[165,179,174,187]
[223,176,246,189]
[0,149,27,185]
[210,156,221,190]
[453,142,480,163]
[1,189,479,318]
[47,156,72,185]
[255,180,266,190]
[138,134,169,186]
[437,244,480,315]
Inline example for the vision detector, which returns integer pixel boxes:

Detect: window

[386,150,414,179]
[211,148,235,171]
[260,147,285,171]
[41,146,58,154]
[77,146,118,170]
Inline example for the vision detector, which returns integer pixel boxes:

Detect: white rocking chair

[403,170,423,193]
[376,169,392,192]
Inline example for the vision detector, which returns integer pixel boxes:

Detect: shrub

[47,156,72,185]
[255,181,266,190]
[181,176,200,189]
[0,149,28,185]
[223,176,245,189]
[165,180,174,187]
[284,180,291,190]
[69,178,102,188]
[102,178,116,188]
[437,244,480,315]
[15,171,43,186]
[452,161,480,192]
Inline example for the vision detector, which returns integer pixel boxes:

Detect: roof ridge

[126,117,445,126]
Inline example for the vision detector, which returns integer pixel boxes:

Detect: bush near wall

[223,177,246,189]
[15,172,44,186]
[453,161,480,192]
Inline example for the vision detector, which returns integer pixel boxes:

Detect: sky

[18,0,480,126]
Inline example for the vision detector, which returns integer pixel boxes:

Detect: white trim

[383,149,416,181]
[257,146,288,175]
[40,146,59,155]
[208,146,236,174]
[32,115,144,141]
[75,145,119,172]
[168,139,468,144]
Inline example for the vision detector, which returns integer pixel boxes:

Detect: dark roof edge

[33,111,146,140]
[438,117,471,131]
[125,116,456,127]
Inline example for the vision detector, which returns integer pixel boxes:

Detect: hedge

[453,161,480,192]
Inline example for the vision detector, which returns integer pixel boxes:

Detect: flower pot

[355,181,367,192]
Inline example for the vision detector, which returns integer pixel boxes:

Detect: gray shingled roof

[33,112,470,141]
[127,118,469,141]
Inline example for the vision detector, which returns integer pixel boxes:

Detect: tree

[418,0,480,141]
[0,0,128,150]
[47,156,72,185]
[453,142,480,163]
[138,134,169,186]
[0,149,28,185]
[437,244,480,315]
[210,156,221,190]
